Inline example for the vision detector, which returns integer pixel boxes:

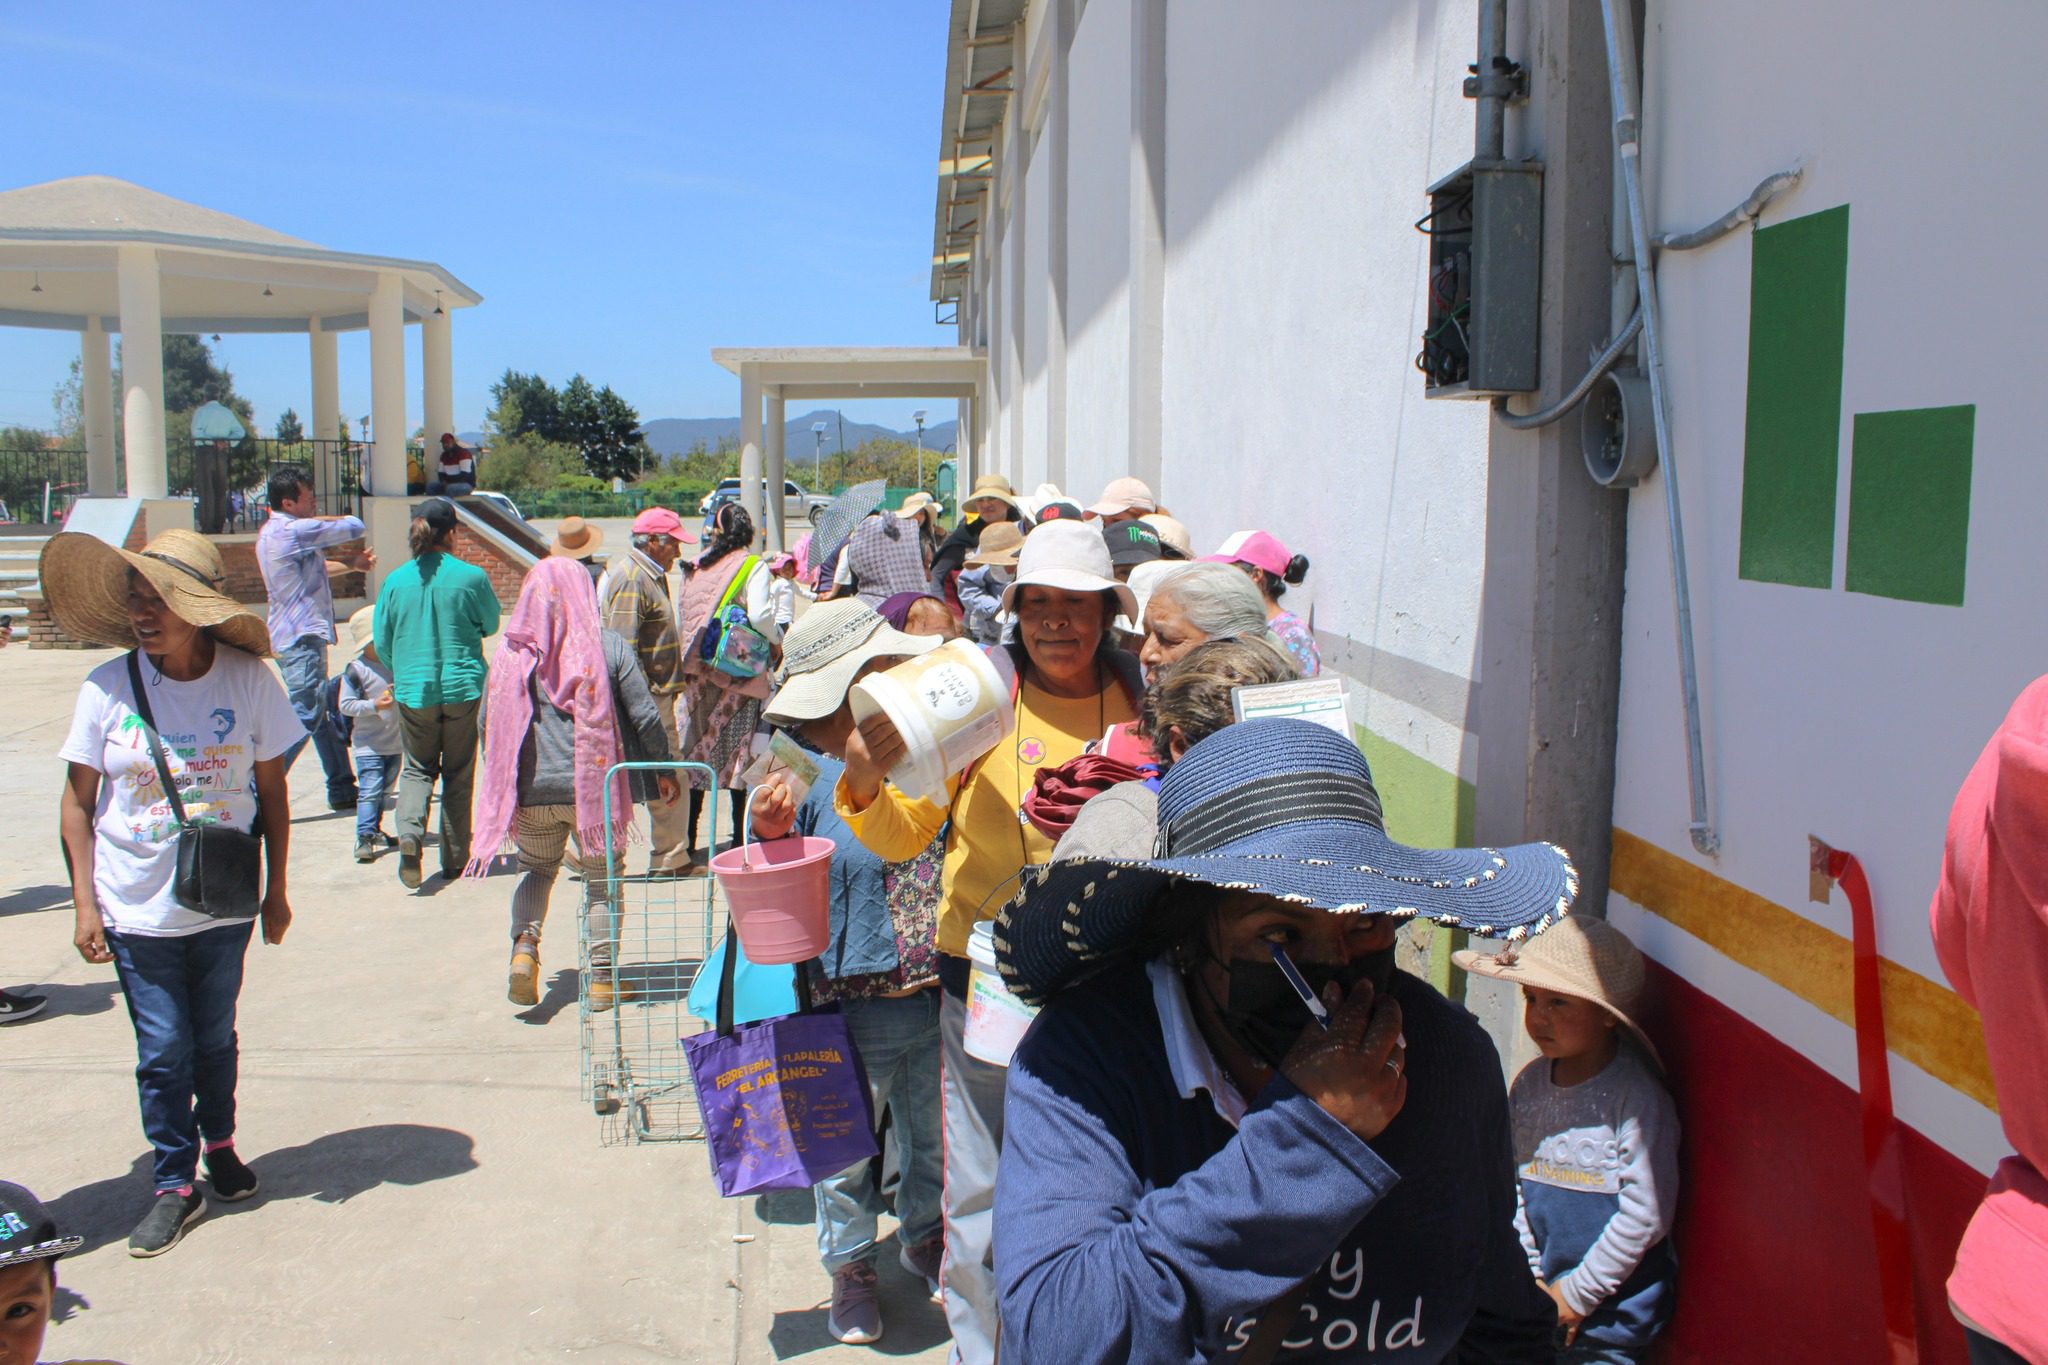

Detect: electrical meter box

[1419,159,1543,398]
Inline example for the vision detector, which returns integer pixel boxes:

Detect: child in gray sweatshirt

[338,609,405,862]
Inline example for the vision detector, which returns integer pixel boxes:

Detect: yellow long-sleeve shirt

[835,677,1138,957]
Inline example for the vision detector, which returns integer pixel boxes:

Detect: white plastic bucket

[964,920,1038,1066]
[848,639,1015,802]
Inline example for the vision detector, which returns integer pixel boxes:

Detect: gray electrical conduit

[1598,0,1719,856]
[1492,308,1643,430]
[1491,168,1798,432]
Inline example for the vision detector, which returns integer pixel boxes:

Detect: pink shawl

[467,557,632,876]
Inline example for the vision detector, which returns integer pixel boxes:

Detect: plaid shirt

[256,510,364,646]
[846,514,929,609]
[601,548,684,693]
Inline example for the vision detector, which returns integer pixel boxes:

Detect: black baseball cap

[1103,520,1165,568]
[1035,499,1085,523]
[0,1182,81,1267]
[415,497,459,535]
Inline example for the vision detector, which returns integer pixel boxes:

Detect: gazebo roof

[0,175,480,334]
[710,346,983,401]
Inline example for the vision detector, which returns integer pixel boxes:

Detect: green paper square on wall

[1845,405,1975,606]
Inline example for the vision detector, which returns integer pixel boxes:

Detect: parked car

[698,478,833,526]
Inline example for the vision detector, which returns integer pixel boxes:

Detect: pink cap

[1202,529,1290,578]
[631,506,695,541]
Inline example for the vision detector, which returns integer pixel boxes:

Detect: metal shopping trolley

[580,762,720,1145]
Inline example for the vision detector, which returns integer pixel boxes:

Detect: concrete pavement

[0,640,949,1363]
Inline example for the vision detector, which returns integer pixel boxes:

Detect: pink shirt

[1931,674,2048,1359]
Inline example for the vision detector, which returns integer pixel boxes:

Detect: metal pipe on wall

[1475,0,1509,159]
[1597,0,1720,856]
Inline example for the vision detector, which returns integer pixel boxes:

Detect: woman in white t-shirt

[43,528,305,1261]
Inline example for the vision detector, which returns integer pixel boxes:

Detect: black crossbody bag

[126,650,265,920]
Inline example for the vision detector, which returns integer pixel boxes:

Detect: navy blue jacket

[793,752,902,980]
[994,963,1554,1363]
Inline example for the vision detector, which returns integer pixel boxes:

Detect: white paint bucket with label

[848,639,1015,802]
[964,920,1038,1066]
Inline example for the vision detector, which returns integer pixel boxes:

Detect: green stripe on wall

[1846,405,1975,605]
[1354,726,1476,1000]
[1740,205,1851,588]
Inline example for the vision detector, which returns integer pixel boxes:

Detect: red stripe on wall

[1638,961,1988,1364]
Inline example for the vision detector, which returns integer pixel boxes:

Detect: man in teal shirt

[372,498,502,887]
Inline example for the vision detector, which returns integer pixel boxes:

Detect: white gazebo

[0,175,479,558]
[709,346,985,551]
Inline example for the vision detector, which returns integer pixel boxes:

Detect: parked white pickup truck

[698,478,835,526]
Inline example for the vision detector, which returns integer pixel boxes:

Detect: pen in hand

[1269,943,1332,1031]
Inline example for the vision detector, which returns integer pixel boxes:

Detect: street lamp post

[912,409,928,489]
[812,421,827,487]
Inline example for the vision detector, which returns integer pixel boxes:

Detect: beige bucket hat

[965,521,1024,568]
[896,490,942,523]
[38,527,273,657]
[763,599,941,725]
[1454,916,1662,1067]
[1138,513,1192,559]
[966,474,1026,518]
[343,603,377,660]
[549,515,605,559]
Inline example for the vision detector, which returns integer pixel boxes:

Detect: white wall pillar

[310,320,340,444]
[959,395,977,503]
[738,364,764,542]
[764,390,787,553]
[421,307,453,449]
[81,318,117,497]
[116,245,166,500]
[367,272,407,497]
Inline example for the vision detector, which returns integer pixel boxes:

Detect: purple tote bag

[683,921,879,1197]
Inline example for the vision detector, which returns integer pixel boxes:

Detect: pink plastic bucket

[709,836,837,965]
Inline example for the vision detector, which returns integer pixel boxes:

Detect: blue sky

[0,1,954,437]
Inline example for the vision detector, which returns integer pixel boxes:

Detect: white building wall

[1158,0,1486,791]
[1061,0,1135,491]
[1018,128,1053,494]
[1608,0,2045,1168]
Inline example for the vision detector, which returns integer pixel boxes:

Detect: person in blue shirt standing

[748,599,948,1347]
[255,464,372,810]
[991,718,1574,1363]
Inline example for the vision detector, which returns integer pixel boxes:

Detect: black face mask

[1210,945,1397,1070]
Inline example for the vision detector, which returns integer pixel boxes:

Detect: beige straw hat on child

[1454,916,1663,1068]
[38,527,273,657]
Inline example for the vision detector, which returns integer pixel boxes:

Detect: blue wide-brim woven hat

[994,717,1578,1005]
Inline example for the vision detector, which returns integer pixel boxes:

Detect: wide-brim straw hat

[550,515,605,559]
[967,474,1027,517]
[763,599,941,725]
[896,491,941,522]
[39,527,273,657]
[998,519,1139,620]
[965,521,1024,567]
[1454,917,1662,1068]
[994,717,1577,1006]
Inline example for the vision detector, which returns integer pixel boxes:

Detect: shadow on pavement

[0,883,71,918]
[34,979,120,1020]
[50,1285,89,1324]
[753,1190,816,1226]
[250,1123,479,1204]
[767,1237,951,1358]
[45,1125,480,1258]
[44,1154,155,1258]
[515,968,580,1026]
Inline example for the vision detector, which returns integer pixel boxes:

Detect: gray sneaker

[128,1189,205,1258]
[827,1260,883,1344]
[899,1235,944,1303]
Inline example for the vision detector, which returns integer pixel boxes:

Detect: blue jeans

[355,751,400,839]
[277,635,356,804]
[815,988,944,1271]
[106,921,255,1192]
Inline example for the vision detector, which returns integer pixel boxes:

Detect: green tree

[556,374,647,483]
[487,369,561,441]
[275,408,304,444]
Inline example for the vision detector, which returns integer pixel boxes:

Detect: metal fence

[0,448,90,524]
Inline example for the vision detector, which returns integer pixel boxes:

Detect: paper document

[740,730,822,805]
[1230,677,1353,740]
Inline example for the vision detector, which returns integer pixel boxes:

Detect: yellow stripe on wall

[1609,828,1997,1111]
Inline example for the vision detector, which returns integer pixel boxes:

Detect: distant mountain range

[638,409,959,463]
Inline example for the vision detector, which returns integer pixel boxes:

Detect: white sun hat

[998,519,1139,620]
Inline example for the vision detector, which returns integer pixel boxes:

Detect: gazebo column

[738,363,763,544]
[361,272,410,594]
[421,307,453,450]
[959,395,977,505]
[367,273,407,496]
[116,245,167,502]
[310,320,340,502]
[764,389,787,553]
[80,318,117,497]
